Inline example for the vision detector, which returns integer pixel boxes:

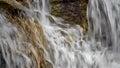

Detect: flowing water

[0,0,120,68]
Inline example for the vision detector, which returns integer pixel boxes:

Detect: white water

[0,15,32,68]
[0,0,120,68]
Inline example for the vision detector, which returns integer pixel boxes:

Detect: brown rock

[51,0,88,34]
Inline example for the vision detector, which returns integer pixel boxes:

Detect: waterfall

[87,0,120,52]
[0,0,120,68]
[0,14,32,68]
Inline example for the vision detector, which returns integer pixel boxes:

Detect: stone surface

[50,0,88,34]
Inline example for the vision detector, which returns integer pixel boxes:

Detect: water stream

[0,0,120,68]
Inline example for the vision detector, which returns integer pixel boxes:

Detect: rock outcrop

[50,0,88,34]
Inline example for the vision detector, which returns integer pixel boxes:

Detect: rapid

[0,0,120,68]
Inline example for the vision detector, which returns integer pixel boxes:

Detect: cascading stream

[0,14,32,68]
[87,0,120,52]
[0,0,120,68]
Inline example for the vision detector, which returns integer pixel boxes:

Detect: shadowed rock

[0,0,28,11]
[51,0,88,34]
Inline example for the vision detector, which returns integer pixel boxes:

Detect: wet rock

[0,0,53,68]
[0,0,28,11]
[50,0,88,34]
[45,60,53,68]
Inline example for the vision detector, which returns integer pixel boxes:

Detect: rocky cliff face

[50,0,88,34]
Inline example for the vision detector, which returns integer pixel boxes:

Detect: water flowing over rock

[0,0,120,68]
[50,0,88,34]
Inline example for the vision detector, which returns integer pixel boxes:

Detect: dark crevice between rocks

[51,0,79,4]
[0,1,25,18]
